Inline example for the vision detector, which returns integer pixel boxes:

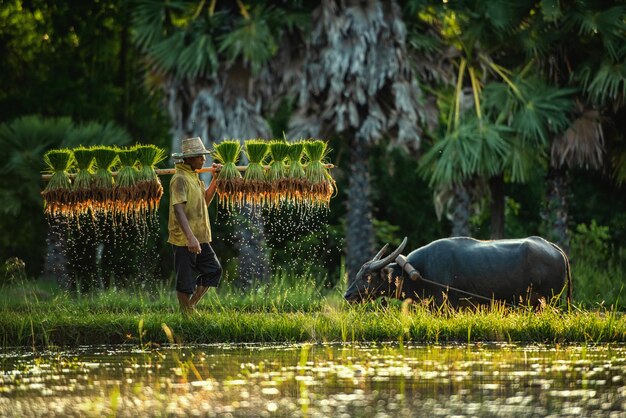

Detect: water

[2,343,625,417]
[46,211,162,291]
[214,203,343,285]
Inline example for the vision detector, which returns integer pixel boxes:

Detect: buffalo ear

[381,267,393,283]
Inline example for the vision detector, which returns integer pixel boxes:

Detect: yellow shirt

[167,163,212,246]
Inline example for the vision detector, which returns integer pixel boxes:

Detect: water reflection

[1,343,625,417]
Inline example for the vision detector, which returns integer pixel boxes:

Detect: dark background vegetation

[1,0,625,307]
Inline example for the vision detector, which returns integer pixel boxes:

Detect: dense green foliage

[0,0,624,308]
[0,0,169,281]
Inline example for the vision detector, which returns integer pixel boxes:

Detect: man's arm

[173,203,201,254]
[205,163,221,205]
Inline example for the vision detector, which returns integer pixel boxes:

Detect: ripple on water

[1,343,626,417]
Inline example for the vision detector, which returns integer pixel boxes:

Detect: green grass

[1,277,625,348]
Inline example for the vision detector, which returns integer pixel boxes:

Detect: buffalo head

[344,237,407,302]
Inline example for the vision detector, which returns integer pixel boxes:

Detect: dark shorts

[173,243,222,294]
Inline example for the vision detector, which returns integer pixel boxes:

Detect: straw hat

[172,137,211,159]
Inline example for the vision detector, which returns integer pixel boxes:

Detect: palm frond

[132,0,169,50]
[219,5,280,74]
[505,137,545,183]
[0,115,71,175]
[148,31,186,75]
[515,16,558,60]
[504,78,575,144]
[419,117,509,187]
[481,81,513,118]
[540,0,562,22]
[64,121,132,148]
[577,59,626,106]
[177,33,219,79]
[280,8,310,33]
[481,0,530,32]
[551,105,604,169]
[0,116,73,211]
[447,0,529,48]
[474,120,511,177]
[568,5,626,60]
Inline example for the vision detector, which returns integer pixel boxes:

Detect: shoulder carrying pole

[41,164,335,181]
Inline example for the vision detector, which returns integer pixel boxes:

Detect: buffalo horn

[372,243,389,261]
[368,237,408,271]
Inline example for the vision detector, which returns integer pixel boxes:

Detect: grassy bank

[1,279,625,348]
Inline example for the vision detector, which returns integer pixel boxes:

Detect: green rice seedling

[71,147,95,217]
[286,141,307,208]
[42,149,74,217]
[243,139,269,208]
[115,148,139,218]
[135,144,166,214]
[212,140,243,209]
[267,140,290,208]
[92,146,118,215]
[304,139,336,209]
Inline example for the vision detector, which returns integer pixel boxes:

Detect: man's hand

[211,162,223,173]
[205,163,222,204]
[187,235,201,254]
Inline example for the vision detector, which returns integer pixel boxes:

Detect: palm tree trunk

[541,166,570,253]
[346,139,374,282]
[489,174,505,239]
[450,181,472,237]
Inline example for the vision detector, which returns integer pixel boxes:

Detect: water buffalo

[344,236,572,307]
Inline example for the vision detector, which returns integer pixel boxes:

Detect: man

[168,137,222,314]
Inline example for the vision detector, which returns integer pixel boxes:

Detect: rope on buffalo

[395,255,516,308]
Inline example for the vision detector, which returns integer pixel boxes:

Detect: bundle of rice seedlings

[92,146,118,215]
[115,148,139,218]
[243,139,269,208]
[286,141,307,207]
[71,147,95,217]
[212,140,243,209]
[267,140,290,208]
[135,144,166,215]
[304,139,336,208]
[42,149,74,218]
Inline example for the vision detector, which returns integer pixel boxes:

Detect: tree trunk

[450,181,472,237]
[489,174,505,239]
[346,140,374,283]
[541,166,570,253]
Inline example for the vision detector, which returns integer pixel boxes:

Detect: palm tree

[0,116,72,283]
[530,2,626,251]
[131,1,311,287]
[289,0,424,281]
[411,0,574,239]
